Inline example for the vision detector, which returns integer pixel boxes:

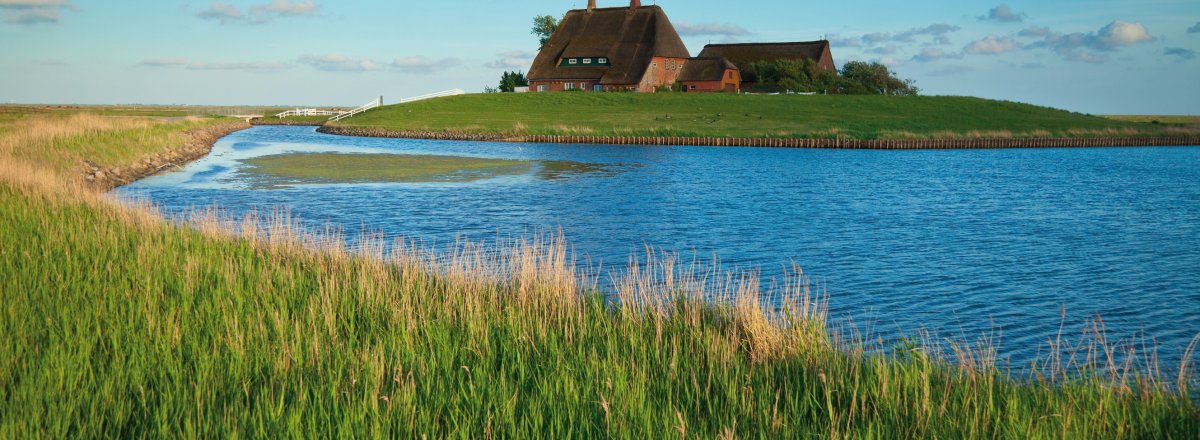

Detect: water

[118,126,1200,373]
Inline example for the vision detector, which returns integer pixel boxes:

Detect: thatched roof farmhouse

[528,1,836,93]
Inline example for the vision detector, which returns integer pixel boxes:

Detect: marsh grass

[1,109,1198,437]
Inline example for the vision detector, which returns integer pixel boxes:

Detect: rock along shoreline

[317,125,1200,150]
[84,121,251,191]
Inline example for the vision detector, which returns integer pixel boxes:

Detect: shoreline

[84,120,250,191]
[317,125,1200,149]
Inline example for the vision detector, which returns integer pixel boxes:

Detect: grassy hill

[331,93,1189,140]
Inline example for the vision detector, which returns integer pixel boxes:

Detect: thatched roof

[527,5,690,85]
[697,41,835,70]
[678,57,738,82]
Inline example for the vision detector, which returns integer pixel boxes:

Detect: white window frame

[565,82,577,90]
[537,85,548,92]
[599,58,608,64]
[583,58,592,64]
[568,58,578,65]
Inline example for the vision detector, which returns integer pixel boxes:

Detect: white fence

[329,97,384,122]
[315,90,468,123]
[399,89,466,104]
[276,108,340,118]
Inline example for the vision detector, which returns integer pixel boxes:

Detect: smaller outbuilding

[678,58,741,93]
[697,41,835,91]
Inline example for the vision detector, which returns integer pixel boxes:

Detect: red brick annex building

[527,0,836,93]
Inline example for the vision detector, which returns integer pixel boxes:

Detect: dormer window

[560,57,611,67]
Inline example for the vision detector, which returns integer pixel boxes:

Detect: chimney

[587,0,596,11]
[630,0,641,10]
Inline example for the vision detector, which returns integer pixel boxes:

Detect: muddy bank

[84,121,251,191]
[318,125,1200,150]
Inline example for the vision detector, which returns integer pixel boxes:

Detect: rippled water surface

[119,126,1200,370]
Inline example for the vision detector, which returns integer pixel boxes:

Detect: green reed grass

[0,109,1197,438]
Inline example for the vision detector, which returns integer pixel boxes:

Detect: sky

[1,0,1198,114]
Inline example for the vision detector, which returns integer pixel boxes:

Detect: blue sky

[2,0,1197,114]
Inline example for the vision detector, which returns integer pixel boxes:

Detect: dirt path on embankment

[83,121,251,191]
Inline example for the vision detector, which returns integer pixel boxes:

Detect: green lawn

[1,108,1198,437]
[331,93,1189,140]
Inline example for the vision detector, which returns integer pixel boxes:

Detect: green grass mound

[333,93,1176,140]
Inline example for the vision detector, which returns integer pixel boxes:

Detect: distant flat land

[1104,115,1200,125]
[330,93,1198,140]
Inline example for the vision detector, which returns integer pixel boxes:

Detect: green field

[331,93,1197,140]
[1,109,1198,437]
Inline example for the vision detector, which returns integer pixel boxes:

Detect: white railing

[276,108,341,118]
[399,89,466,104]
[329,96,384,122]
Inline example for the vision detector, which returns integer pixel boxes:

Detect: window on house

[599,58,608,64]
[537,85,548,92]
[568,59,578,65]
[565,83,577,90]
[583,58,592,64]
[652,62,657,68]
[594,84,603,92]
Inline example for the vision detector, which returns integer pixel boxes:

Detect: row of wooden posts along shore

[315,126,1200,150]
[515,135,1200,149]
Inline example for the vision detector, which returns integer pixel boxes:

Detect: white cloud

[841,24,961,48]
[484,51,535,70]
[827,34,861,48]
[980,4,1025,23]
[391,56,463,74]
[1018,26,1050,38]
[198,0,319,24]
[299,54,383,72]
[964,36,1018,55]
[251,0,317,16]
[0,0,72,25]
[196,1,242,24]
[1095,20,1152,47]
[186,61,290,72]
[674,20,748,37]
[1065,51,1105,63]
[1024,20,1154,63]
[138,58,190,67]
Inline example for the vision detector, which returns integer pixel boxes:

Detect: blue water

[118,126,1200,373]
